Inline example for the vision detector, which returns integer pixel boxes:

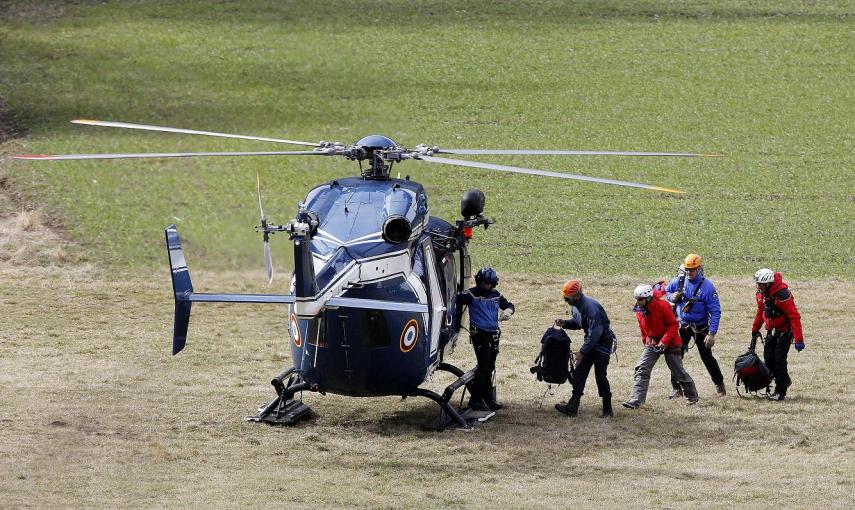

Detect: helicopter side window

[362,309,391,348]
[306,317,327,347]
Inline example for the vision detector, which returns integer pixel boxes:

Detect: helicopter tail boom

[165,225,428,354]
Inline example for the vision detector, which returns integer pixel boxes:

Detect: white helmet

[634,284,654,299]
[754,268,774,284]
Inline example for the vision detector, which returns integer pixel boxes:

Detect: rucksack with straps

[530,326,573,385]
[733,335,773,395]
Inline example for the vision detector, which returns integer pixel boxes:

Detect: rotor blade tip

[71,119,97,124]
[702,152,726,158]
[651,186,685,194]
[13,154,51,159]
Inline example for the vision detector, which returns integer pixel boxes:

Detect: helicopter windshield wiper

[414,155,685,194]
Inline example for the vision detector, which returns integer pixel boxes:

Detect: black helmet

[474,267,499,286]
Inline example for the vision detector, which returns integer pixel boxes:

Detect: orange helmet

[562,279,582,298]
[683,253,703,270]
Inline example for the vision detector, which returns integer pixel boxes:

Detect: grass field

[1,0,852,276]
[1,1,854,508]
[1,261,853,508]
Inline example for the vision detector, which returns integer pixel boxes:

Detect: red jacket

[636,297,681,349]
[752,272,804,342]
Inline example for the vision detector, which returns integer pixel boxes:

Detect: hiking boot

[621,400,640,410]
[715,383,727,398]
[685,397,699,406]
[468,398,491,411]
[486,399,504,411]
[668,389,684,400]
[486,386,503,410]
[601,397,614,418]
[555,395,580,417]
[767,393,785,401]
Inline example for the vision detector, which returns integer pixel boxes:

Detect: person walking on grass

[666,253,726,398]
[554,279,615,418]
[752,268,805,401]
[622,284,699,409]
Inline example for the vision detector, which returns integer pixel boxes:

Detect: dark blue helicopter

[16,120,720,428]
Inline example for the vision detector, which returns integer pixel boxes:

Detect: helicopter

[15,119,721,429]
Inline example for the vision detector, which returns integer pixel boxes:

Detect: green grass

[1,0,853,277]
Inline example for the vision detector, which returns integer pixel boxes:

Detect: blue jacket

[666,273,721,333]
[456,286,514,333]
[560,294,614,355]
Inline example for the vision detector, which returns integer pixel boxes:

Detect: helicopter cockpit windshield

[302,177,428,261]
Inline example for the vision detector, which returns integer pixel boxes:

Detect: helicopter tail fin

[165,224,195,355]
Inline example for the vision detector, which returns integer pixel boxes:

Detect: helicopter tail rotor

[256,173,275,284]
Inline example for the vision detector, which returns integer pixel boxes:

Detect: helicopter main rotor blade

[72,119,320,147]
[435,149,724,157]
[415,155,684,194]
[263,241,274,285]
[256,173,266,221]
[14,150,334,161]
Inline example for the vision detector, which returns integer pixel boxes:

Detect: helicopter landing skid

[246,367,317,426]
[417,363,494,431]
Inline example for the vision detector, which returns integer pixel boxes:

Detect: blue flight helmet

[474,267,499,286]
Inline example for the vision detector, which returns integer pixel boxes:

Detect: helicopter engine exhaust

[382,215,412,244]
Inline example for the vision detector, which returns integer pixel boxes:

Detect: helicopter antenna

[256,173,274,284]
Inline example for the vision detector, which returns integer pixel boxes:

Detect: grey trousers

[629,346,698,404]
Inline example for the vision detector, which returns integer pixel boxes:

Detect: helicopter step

[416,363,496,431]
[246,366,317,426]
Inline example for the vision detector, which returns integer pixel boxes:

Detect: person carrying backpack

[553,280,615,418]
[752,268,804,401]
[666,254,726,398]
[455,267,515,411]
[622,284,699,409]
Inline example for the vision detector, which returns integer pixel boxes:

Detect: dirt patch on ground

[0,207,77,265]
[0,96,80,267]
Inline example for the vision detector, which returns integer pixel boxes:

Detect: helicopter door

[421,239,443,359]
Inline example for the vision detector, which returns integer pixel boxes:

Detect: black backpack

[733,335,773,395]
[530,327,573,385]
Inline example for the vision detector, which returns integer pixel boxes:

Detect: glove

[752,331,762,341]
[704,333,716,348]
[555,318,564,327]
[671,291,684,303]
[499,309,514,321]
[794,341,805,352]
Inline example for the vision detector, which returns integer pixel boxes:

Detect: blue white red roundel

[400,320,419,353]
[290,314,302,347]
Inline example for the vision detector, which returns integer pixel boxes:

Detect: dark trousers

[764,330,793,396]
[671,325,724,389]
[571,350,611,399]
[469,329,500,401]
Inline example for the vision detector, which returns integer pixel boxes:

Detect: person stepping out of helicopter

[455,267,515,412]
[622,284,699,409]
[554,280,616,418]
[752,268,805,401]
[666,254,727,398]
